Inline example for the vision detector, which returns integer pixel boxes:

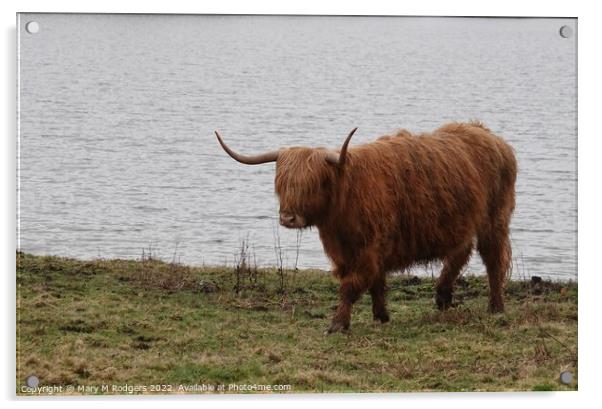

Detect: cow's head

[214,128,357,229]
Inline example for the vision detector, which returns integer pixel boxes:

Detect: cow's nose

[279,213,296,226]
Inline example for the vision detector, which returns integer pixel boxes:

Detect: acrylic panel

[17,14,577,395]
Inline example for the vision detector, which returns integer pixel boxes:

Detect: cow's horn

[325,127,358,167]
[214,131,279,165]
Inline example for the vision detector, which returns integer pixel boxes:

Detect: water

[17,14,577,280]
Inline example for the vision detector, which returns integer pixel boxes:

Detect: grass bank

[16,252,577,394]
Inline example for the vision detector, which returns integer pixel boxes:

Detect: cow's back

[338,122,515,270]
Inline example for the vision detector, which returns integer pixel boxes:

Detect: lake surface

[18,14,577,280]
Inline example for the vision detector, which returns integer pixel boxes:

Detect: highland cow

[214,122,517,333]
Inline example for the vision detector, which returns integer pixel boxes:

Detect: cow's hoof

[435,290,453,310]
[373,311,390,323]
[325,321,349,335]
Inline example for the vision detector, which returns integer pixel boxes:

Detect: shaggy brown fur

[222,122,517,333]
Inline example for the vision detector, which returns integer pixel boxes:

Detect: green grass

[16,252,577,394]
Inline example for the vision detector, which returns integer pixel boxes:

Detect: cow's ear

[325,150,340,166]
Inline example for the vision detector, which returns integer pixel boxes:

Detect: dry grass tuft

[130,257,200,292]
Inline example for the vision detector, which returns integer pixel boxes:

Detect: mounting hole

[559,371,573,385]
[25,375,39,388]
[25,21,40,34]
[559,25,572,39]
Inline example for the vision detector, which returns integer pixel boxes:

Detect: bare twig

[233,236,251,295]
[273,224,285,293]
[292,230,302,287]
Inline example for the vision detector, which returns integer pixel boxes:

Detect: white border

[3,1,601,408]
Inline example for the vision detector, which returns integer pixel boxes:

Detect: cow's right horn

[214,131,279,165]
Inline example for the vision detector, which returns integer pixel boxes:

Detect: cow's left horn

[214,131,280,165]
[325,127,358,167]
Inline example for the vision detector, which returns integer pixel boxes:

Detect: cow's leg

[327,252,379,334]
[477,231,511,313]
[369,274,389,323]
[327,272,371,333]
[435,242,474,310]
